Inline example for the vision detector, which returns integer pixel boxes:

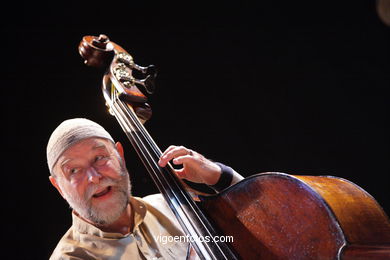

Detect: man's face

[52,138,131,225]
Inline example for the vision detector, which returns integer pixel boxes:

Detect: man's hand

[158,145,222,185]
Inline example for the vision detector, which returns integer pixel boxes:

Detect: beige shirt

[50,194,189,260]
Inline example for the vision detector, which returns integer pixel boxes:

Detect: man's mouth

[93,186,112,198]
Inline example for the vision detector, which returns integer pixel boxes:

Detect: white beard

[60,166,132,226]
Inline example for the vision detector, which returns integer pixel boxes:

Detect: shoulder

[139,194,173,218]
[138,194,184,234]
[49,227,92,260]
[142,193,167,209]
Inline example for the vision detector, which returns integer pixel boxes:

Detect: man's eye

[70,168,80,175]
[94,155,108,165]
[95,155,105,162]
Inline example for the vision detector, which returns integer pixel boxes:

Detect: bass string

[112,94,189,198]
[112,95,226,237]
[108,86,235,259]
[112,98,230,259]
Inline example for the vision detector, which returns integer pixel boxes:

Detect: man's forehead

[70,137,111,149]
[57,138,114,163]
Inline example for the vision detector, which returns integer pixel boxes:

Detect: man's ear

[49,175,65,199]
[115,141,126,162]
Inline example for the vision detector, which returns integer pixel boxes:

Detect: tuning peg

[132,66,157,94]
[129,75,155,95]
[141,64,157,77]
[143,74,156,94]
[139,65,157,94]
[114,52,157,94]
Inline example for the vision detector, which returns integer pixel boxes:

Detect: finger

[158,145,179,167]
[162,146,190,165]
[161,145,178,156]
[167,147,192,163]
[159,145,178,159]
[158,146,191,167]
[172,155,196,166]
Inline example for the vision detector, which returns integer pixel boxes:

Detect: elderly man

[47,118,243,260]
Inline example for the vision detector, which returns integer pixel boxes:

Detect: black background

[1,1,389,259]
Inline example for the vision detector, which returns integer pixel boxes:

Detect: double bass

[79,34,390,259]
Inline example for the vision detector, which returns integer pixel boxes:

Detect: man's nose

[86,167,102,184]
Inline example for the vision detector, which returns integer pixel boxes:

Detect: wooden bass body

[200,173,390,259]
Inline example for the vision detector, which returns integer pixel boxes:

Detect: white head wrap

[46,118,114,174]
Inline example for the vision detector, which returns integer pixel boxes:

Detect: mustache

[84,177,119,200]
